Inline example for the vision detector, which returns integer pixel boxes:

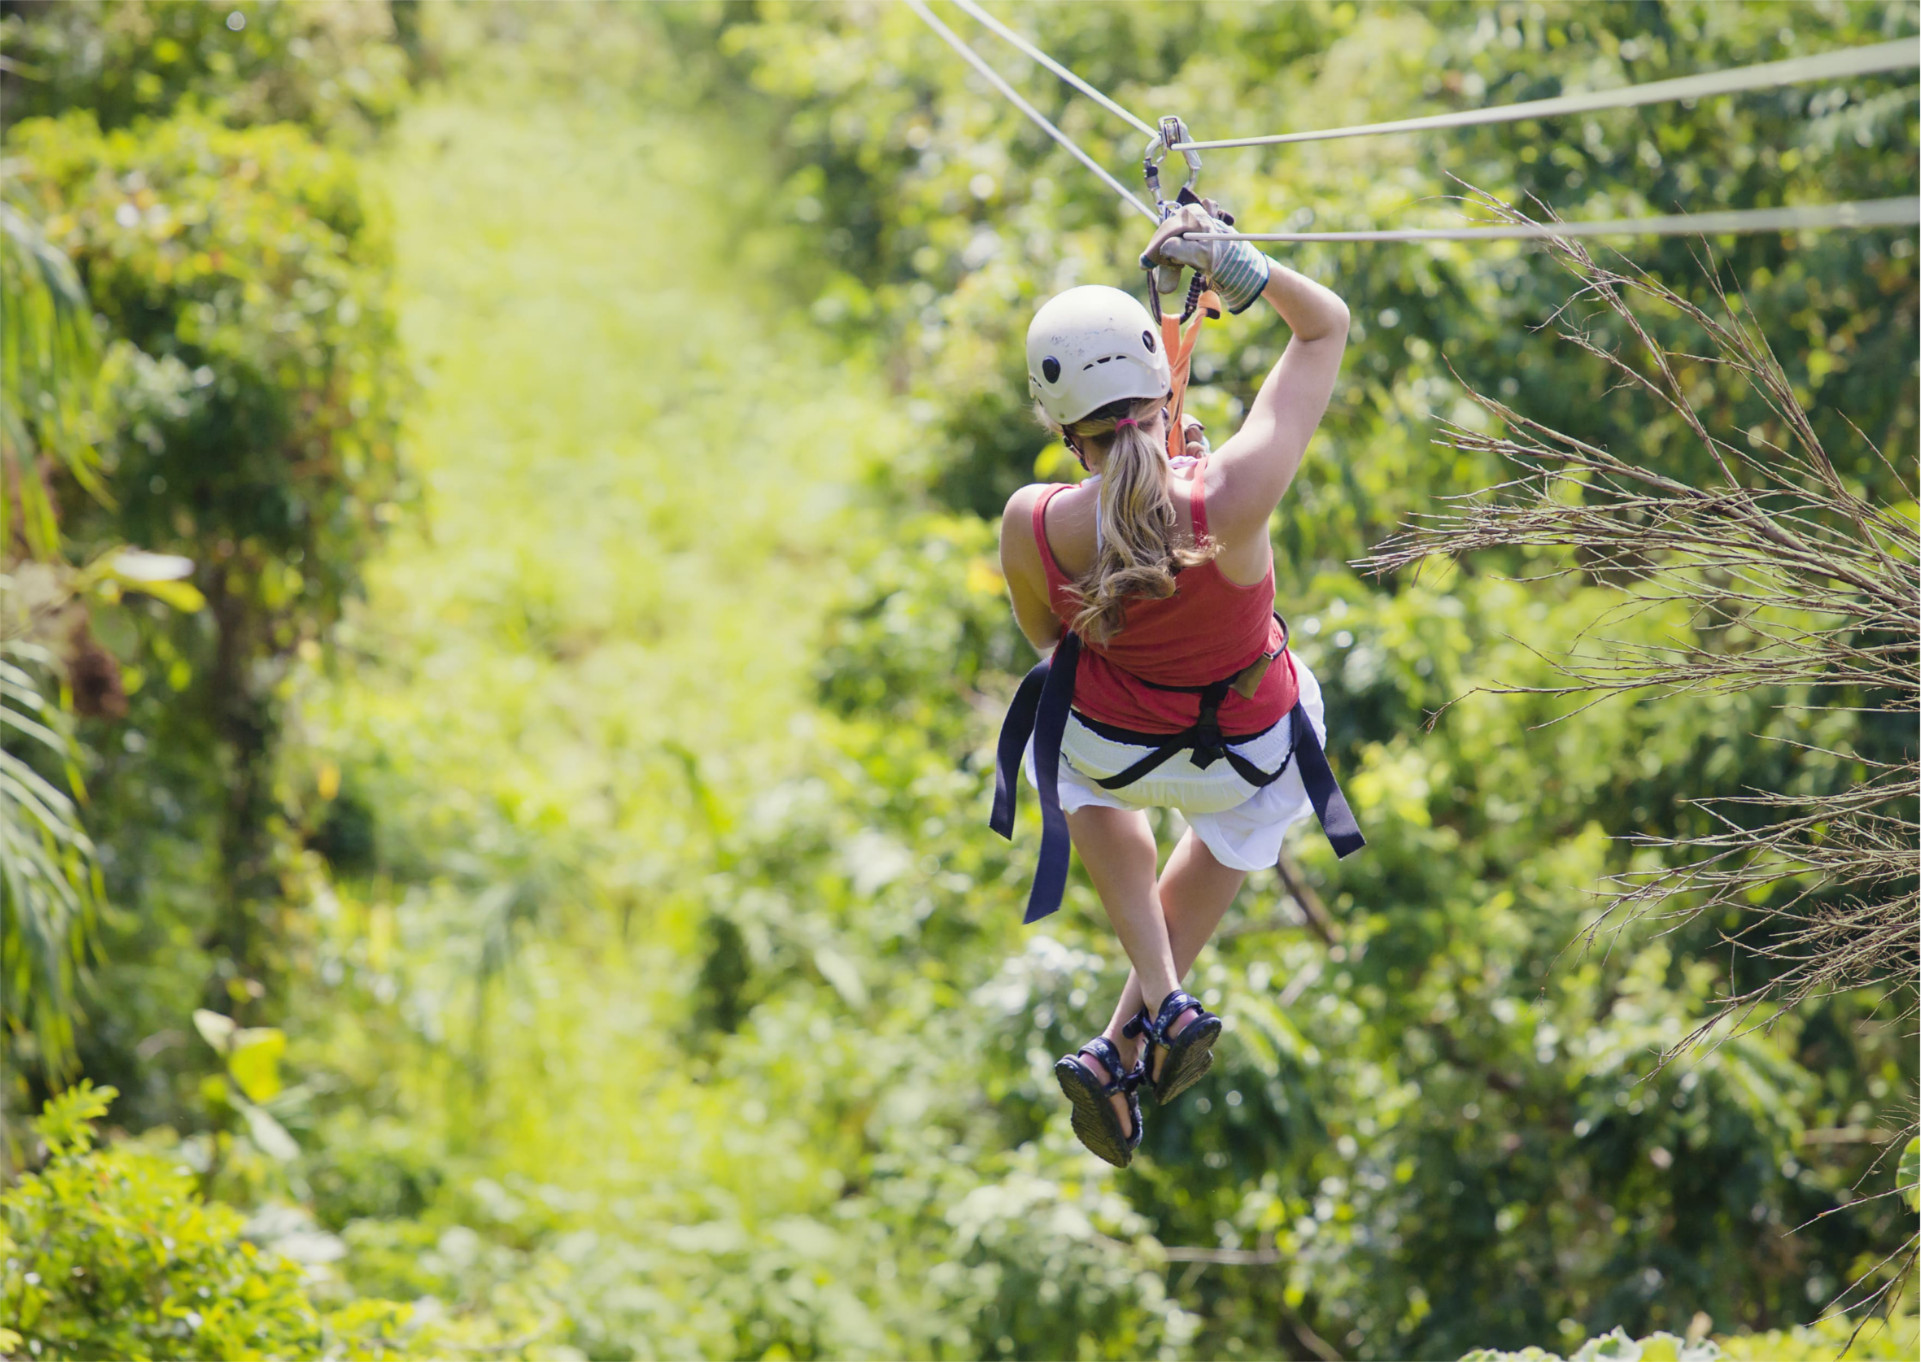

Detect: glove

[1139,200,1272,315]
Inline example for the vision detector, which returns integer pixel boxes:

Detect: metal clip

[1141,115,1201,219]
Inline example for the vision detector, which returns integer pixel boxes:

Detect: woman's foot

[1141,1001,1199,1086]
[1054,1037,1144,1167]
[1126,990,1222,1104]
[1075,1045,1135,1139]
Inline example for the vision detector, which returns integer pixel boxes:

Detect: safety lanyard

[1142,115,1220,465]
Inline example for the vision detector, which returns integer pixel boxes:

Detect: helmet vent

[1142,330,1156,352]
[1041,356,1061,383]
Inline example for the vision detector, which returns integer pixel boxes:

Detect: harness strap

[1093,729,1297,792]
[990,631,1363,923]
[1159,289,1220,464]
[989,634,1082,924]
[989,661,1048,838]
[1092,676,1302,792]
[1288,703,1366,858]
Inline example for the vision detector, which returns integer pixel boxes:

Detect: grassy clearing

[302,56,911,1228]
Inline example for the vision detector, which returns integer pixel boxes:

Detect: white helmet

[1026,285,1170,425]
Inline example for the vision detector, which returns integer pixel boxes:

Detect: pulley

[1142,115,1202,219]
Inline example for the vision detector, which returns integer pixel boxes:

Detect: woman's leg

[1101,827,1246,1077]
[1062,804,1175,1137]
[1065,805,1180,1005]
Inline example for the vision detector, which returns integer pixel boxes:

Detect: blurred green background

[2,2,1916,1358]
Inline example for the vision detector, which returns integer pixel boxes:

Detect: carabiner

[1141,115,1202,219]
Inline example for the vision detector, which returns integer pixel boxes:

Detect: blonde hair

[1037,394,1219,645]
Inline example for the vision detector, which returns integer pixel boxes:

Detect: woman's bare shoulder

[1004,480,1098,576]
[1000,483,1051,565]
[1003,481,1049,518]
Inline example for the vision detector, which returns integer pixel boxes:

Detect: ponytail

[1037,395,1218,645]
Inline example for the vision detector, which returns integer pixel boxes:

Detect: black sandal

[1053,1036,1144,1168]
[1125,989,1222,1106]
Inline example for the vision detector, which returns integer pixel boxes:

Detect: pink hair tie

[1114,417,1139,430]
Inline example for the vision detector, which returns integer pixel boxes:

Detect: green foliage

[3,541,216,1083]
[2,51,408,1104]
[0,1082,412,1361]
[1463,1328,1723,1362]
[1716,1309,1920,1361]
[0,197,107,557]
[815,513,1021,747]
[8,109,404,603]
[1460,1311,1921,1361]
[718,0,1917,541]
[4,3,1914,1359]
[0,633,100,1078]
[0,0,409,138]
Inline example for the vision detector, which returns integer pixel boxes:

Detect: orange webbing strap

[1160,288,1221,462]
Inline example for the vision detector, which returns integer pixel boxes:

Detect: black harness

[990,625,1365,923]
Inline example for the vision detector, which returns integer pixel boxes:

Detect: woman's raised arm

[1140,206,1349,546]
[1206,262,1348,543]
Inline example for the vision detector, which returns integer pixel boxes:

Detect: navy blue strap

[987,635,1082,922]
[990,657,1050,840]
[1145,990,1208,1045]
[1098,714,1295,792]
[1092,737,1187,790]
[1290,702,1365,858]
[988,648,1363,928]
[1025,634,1081,922]
[1226,744,1294,788]
[1077,1036,1128,1092]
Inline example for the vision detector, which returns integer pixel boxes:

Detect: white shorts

[1022,657,1328,873]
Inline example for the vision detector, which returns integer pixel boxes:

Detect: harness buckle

[1229,653,1274,701]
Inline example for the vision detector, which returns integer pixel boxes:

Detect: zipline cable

[905,0,1159,223]
[1174,37,1921,150]
[911,2,1919,243]
[1210,195,1921,243]
[949,0,1157,139]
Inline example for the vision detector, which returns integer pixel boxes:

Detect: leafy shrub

[0,1082,412,1361]
[1717,1309,1920,1361]
[1462,1328,1722,1362]
[3,102,408,1057]
[1460,1311,1920,1361]
[0,0,409,137]
[302,1113,445,1230]
[815,513,1023,748]
[9,108,404,601]
[0,631,99,1078]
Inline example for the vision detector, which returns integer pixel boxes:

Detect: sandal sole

[1054,1058,1136,1168]
[1149,1015,1222,1106]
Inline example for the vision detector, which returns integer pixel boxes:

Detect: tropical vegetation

[2,3,1914,1359]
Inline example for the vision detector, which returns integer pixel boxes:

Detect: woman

[992,203,1359,1166]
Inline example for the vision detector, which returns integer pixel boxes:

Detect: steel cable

[1212,196,1921,243]
[906,0,1159,222]
[950,0,1157,138]
[911,2,1919,244]
[1174,37,1920,150]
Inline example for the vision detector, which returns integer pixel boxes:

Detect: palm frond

[0,192,108,559]
[0,627,99,1077]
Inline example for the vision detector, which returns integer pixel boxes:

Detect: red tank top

[1034,464,1300,735]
